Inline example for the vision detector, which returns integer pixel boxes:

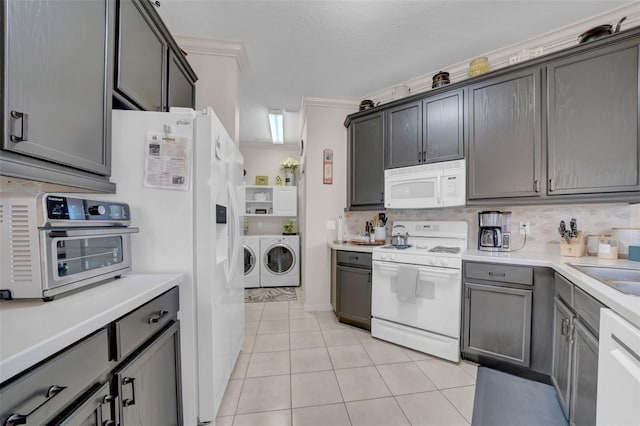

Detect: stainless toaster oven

[0,193,138,300]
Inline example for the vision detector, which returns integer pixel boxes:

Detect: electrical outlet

[520,222,530,235]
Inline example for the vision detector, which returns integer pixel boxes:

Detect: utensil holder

[560,231,585,257]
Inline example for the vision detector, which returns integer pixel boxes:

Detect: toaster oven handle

[47,227,139,238]
[436,175,442,205]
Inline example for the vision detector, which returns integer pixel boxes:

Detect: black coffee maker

[478,211,511,251]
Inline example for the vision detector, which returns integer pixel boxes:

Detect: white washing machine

[259,235,300,287]
[242,236,260,288]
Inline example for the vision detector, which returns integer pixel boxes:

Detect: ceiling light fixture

[268,110,284,144]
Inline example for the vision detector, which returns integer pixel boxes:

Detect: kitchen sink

[570,265,640,296]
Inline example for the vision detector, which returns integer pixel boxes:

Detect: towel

[396,265,418,303]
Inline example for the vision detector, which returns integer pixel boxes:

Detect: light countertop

[0,273,183,383]
[328,241,383,253]
[464,249,640,329]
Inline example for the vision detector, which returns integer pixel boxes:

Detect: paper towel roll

[337,216,344,243]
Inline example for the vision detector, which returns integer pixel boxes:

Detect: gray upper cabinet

[384,90,464,169]
[114,0,196,112]
[547,41,640,195]
[468,68,542,199]
[116,0,165,111]
[423,89,464,163]
[385,101,422,169]
[168,51,196,109]
[2,0,114,179]
[348,113,385,209]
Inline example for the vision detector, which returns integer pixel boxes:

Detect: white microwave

[384,160,466,209]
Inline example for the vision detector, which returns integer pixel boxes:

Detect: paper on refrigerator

[143,132,191,191]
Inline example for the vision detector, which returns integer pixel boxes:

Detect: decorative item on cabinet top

[255,176,268,185]
[323,149,333,185]
[280,156,299,186]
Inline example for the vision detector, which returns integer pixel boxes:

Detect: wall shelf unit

[245,185,297,217]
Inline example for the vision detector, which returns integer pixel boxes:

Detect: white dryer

[259,235,300,287]
[242,236,260,288]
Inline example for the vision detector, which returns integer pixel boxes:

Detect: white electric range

[371,220,468,362]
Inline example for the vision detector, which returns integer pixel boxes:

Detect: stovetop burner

[428,246,461,254]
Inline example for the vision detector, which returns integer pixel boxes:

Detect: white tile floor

[216,292,477,426]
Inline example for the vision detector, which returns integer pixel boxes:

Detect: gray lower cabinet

[463,282,532,367]
[570,320,598,426]
[552,273,604,425]
[348,113,385,210]
[0,330,112,426]
[115,321,181,426]
[54,382,117,426]
[0,287,181,426]
[467,68,542,200]
[551,297,575,418]
[1,0,115,190]
[547,40,640,196]
[335,251,372,330]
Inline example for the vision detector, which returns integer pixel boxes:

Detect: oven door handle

[417,267,460,277]
[374,261,459,276]
[47,227,139,238]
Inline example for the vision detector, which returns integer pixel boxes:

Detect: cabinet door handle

[46,385,66,398]
[148,310,169,324]
[534,179,540,193]
[422,151,426,162]
[9,111,28,142]
[488,272,505,277]
[4,413,26,426]
[122,377,137,407]
[548,178,554,192]
[380,191,384,203]
[561,318,568,336]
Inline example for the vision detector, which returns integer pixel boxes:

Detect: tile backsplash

[343,203,639,253]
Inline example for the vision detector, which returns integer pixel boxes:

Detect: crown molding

[299,96,360,140]
[366,3,640,103]
[174,35,250,72]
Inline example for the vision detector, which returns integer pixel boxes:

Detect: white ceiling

[158,0,630,145]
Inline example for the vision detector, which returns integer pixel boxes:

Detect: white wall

[240,143,299,186]
[176,37,246,144]
[300,97,358,310]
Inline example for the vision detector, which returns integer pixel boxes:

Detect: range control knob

[88,205,106,216]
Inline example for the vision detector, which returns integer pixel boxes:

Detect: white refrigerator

[110,107,245,425]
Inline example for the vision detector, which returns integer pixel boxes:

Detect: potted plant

[280,157,299,186]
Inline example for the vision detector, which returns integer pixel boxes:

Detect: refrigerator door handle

[227,181,241,283]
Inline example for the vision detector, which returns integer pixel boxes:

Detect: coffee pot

[478,211,511,252]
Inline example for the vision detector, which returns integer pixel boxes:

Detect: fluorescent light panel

[269,111,284,144]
